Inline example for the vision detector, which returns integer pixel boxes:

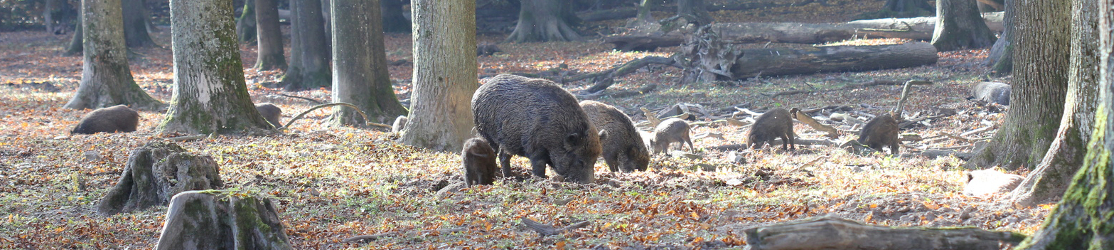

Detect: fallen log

[580,56,681,93]
[726,42,938,80]
[744,216,1026,250]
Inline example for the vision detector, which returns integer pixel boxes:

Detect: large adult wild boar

[580,100,650,172]
[472,74,603,183]
[71,105,139,135]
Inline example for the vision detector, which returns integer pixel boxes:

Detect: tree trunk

[931,0,997,51]
[635,0,659,24]
[64,0,164,111]
[985,0,1014,74]
[254,0,286,70]
[1016,1,1114,246]
[97,142,222,215]
[155,191,293,250]
[1007,0,1099,207]
[122,0,156,47]
[284,0,330,90]
[44,0,55,33]
[505,0,581,43]
[677,0,712,26]
[236,0,256,42]
[966,0,1069,170]
[282,0,304,85]
[401,0,478,152]
[329,0,407,126]
[380,0,409,33]
[65,12,84,55]
[158,0,273,135]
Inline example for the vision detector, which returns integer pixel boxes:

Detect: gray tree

[329,0,407,126]
[505,0,580,42]
[236,0,256,42]
[401,0,479,151]
[930,0,996,51]
[282,0,331,90]
[64,0,163,111]
[254,0,286,70]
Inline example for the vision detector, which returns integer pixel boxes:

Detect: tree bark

[254,0,286,70]
[65,10,84,55]
[283,0,330,90]
[64,0,164,111]
[505,0,581,43]
[380,0,410,33]
[122,0,156,47]
[635,0,660,24]
[158,0,273,135]
[401,0,479,152]
[966,0,1069,170]
[155,191,293,250]
[1008,0,1099,207]
[677,0,712,26]
[282,0,304,85]
[985,0,1014,74]
[931,0,997,51]
[236,0,256,42]
[1016,0,1114,246]
[44,0,56,33]
[329,0,407,126]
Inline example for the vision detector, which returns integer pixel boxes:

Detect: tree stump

[744,216,1026,250]
[155,191,293,250]
[97,141,223,215]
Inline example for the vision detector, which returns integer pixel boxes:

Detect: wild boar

[462,137,499,186]
[580,100,650,172]
[858,113,900,154]
[747,108,795,150]
[650,118,693,154]
[255,103,282,128]
[71,105,139,135]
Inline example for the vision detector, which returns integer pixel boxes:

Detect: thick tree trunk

[282,0,304,85]
[97,142,222,215]
[931,0,997,51]
[158,0,273,135]
[65,11,84,55]
[254,0,286,70]
[155,191,293,250]
[1008,0,1099,207]
[283,0,330,90]
[401,0,478,152]
[64,0,163,111]
[966,0,1069,170]
[329,0,406,126]
[677,0,712,26]
[236,0,256,42]
[985,0,1014,74]
[380,0,410,33]
[122,0,156,47]
[1016,0,1114,246]
[505,0,581,43]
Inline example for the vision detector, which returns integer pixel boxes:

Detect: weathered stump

[744,216,1026,250]
[97,141,223,215]
[155,191,293,250]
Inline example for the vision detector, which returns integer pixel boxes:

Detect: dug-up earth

[2,7,1048,250]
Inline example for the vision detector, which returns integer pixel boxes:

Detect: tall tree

[65,18,83,55]
[966,0,1070,170]
[1015,0,1113,247]
[329,0,406,126]
[401,0,478,151]
[930,0,997,51]
[121,0,155,47]
[676,0,712,26]
[1008,0,1100,207]
[985,0,1014,74]
[254,0,285,70]
[236,0,256,42]
[65,0,163,111]
[505,0,580,43]
[158,0,272,135]
[380,0,410,33]
[282,0,330,90]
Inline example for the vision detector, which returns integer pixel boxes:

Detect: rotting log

[721,42,938,80]
[744,216,1026,250]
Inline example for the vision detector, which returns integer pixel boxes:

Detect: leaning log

[721,42,938,80]
[744,216,1026,250]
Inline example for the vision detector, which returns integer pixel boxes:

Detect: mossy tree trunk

[635,0,661,23]
[400,0,478,152]
[329,0,406,126]
[985,0,1014,74]
[1015,1,1114,246]
[931,0,997,51]
[236,0,256,42]
[155,191,293,250]
[505,0,581,43]
[65,18,83,55]
[966,0,1069,171]
[283,0,330,90]
[121,0,156,47]
[158,0,273,135]
[254,0,286,70]
[64,0,164,111]
[1008,0,1099,207]
[380,0,410,33]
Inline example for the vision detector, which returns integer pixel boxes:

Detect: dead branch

[274,93,324,104]
[282,103,391,130]
[164,134,209,142]
[641,107,662,127]
[342,227,467,243]
[521,218,590,237]
[960,124,998,138]
[578,56,682,93]
[791,109,839,139]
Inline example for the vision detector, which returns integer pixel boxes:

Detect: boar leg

[528,151,549,179]
[499,149,514,179]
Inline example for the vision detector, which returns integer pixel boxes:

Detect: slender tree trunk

[401,0,478,152]
[985,0,1014,74]
[505,0,581,43]
[158,0,272,135]
[65,0,163,111]
[65,17,84,55]
[1016,1,1114,247]
[284,0,330,90]
[236,0,256,42]
[931,0,997,51]
[1008,0,1099,207]
[380,0,410,33]
[329,0,406,126]
[966,0,1069,171]
[44,0,55,33]
[677,0,712,25]
[122,0,156,47]
[254,0,285,70]
[282,0,304,85]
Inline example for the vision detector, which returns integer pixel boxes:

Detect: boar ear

[566,133,580,145]
[966,172,974,183]
[598,129,608,141]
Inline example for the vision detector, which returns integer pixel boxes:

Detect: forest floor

[0,2,1050,249]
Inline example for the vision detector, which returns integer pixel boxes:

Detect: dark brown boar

[858,113,901,154]
[255,103,282,128]
[71,105,139,135]
[580,100,650,172]
[747,108,795,150]
[650,118,693,154]
[471,74,603,183]
[462,137,499,186]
